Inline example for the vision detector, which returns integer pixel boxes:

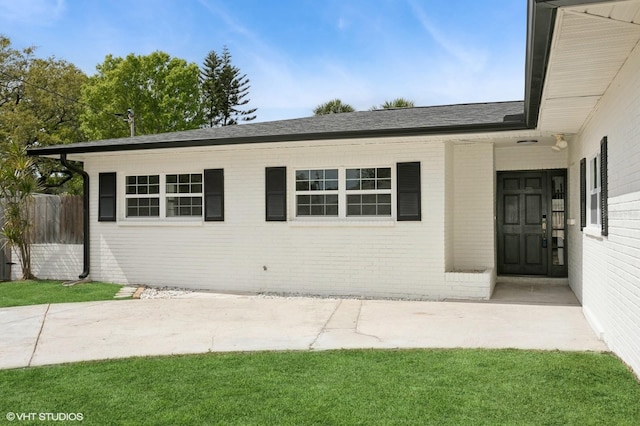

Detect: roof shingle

[29,101,525,155]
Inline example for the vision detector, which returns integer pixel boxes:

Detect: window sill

[583,226,604,240]
[116,220,204,227]
[289,219,395,228]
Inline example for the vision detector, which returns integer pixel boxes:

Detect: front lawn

[1,349,638,425]
[0,280,124,308]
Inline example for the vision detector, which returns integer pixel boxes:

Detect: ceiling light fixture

[551,134,568,151]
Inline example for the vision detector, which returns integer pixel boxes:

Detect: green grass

[1,349,638,425]
[0,280,124,307]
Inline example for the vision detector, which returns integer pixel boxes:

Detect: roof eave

[27,121,527,156]
[524,0,616,128]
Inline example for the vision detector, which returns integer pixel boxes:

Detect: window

[121,172,220,221]
[166,173,203,217]
[589,154,601,226]
[125,175,160,217]
[292,166,410,220]
[346,168,391,216]
[295,169,338,216]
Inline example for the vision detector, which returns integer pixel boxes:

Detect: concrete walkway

[0,293,607,369]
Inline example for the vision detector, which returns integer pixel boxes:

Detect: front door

[497,170,567,276]
[498,172,547,275]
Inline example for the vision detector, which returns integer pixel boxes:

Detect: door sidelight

[542,214,548,248]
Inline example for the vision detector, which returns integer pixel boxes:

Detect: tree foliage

[0,36,32,109]
[200,47,257,126]
[373,98,415,110]
[313,99,355,115]
[0,35,87,194]
[80,51,204,140]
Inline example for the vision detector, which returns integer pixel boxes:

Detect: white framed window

[294,166,393,219]
[295,169,339,216]
[346,167,392,216]
[166,173,203,217]
[125,175,160,217]
[122,173,203,220]
[589,154,601,226]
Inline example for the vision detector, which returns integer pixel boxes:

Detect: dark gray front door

[497,171,548,275]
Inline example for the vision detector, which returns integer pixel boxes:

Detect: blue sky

[0,0,527,122]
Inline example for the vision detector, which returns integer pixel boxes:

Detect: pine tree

[200,47,257,126]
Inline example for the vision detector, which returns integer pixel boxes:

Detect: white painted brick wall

[444,142,454,271]
[567,160,583,302]
[10,244,83,281]
[444,269,494,300]
[495,145,567,171]
[452,143,495,270]
[565,40,640,376]
[81,137,458,299]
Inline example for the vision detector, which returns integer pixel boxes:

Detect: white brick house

[28,0,640,375]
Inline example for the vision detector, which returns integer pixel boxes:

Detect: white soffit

[538,0,640,133]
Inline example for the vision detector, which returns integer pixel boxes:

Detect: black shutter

[600,137,608,236]
[580,158,586,230]
[266,167,286,221]
[98,172,116,222]
[397,162,421,221]
[204,169,224,221]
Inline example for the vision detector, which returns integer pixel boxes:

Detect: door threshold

[496,275,568,285]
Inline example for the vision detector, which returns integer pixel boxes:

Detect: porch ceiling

[538,0,640,134]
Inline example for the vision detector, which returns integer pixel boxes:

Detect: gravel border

[140,287,193,299]
[138,286,433,302]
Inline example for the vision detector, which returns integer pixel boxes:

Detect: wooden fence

[1,194,83,281]
[1,194,83,279]
[28,194,84,244]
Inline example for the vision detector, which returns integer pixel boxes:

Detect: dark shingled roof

[28,100,525,155]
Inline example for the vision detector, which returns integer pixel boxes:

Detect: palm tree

[0,140,42,279]
[376,98,415,109]
[313,99,355,115]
